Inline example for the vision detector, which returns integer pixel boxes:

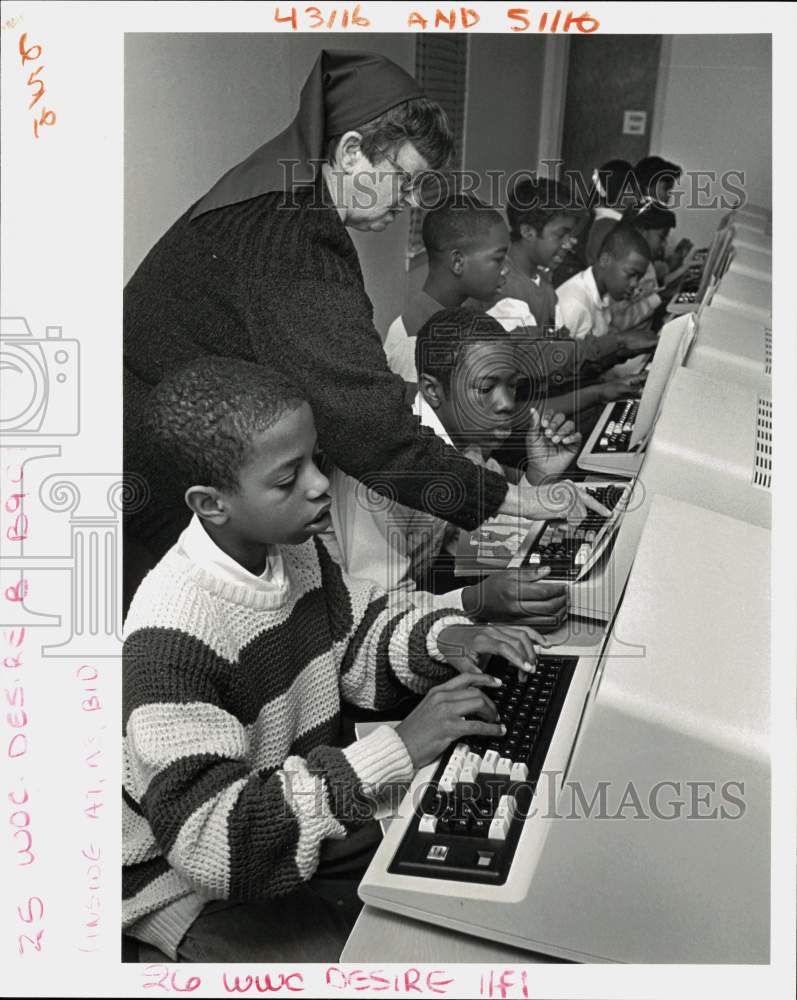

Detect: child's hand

[665,245,701,286]
[598,374,647,403]
[524,408,581,482]
[616,328,659,359]
[461,565,568,625]
[395,672,505,768]
[667,238,695,271]
[436,622,541,676]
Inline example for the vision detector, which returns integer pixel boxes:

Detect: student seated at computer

[634,155,693,273]
[619,203,699,323]
[483,177,580,327]
[557,224,659,374]
[328,307,599,610]
[382,194,512,389]
[122,356,541,964]
[382,192,583,424]
[608,204,675,332]
[488,176,647,404]
[584,159,638,266]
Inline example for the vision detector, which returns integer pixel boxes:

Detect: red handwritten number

[142,966,170,992]
[33,108,56,139]
[305,6,324,28]
[27,66,45,109]
[17,896,44,955]
[142,966,201,992]
[4,493,26,514]
[274,7,298,28]
[19,33,42,64]
[18,931,44,955]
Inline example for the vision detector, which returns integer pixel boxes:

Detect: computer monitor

[686,304,771,391]
[667,226,734,315]
[622,366,771,529]
[571,363,771,621]
[711,270,771,322]
[357,494,770,963]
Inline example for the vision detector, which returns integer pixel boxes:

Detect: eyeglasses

[371,144,426,201]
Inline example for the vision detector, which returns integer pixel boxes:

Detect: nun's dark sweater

[124,187,508,559]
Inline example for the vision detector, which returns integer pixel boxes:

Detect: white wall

[653,35,772,246]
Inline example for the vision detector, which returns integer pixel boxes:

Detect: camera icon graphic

[1,316,80,436]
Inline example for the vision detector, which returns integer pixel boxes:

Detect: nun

[123,49,587,596]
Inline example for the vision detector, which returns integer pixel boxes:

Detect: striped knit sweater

[122,530,468,958]
[124,183,508,561]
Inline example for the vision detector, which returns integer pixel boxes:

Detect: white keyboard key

[488,813,510,840]
[496,794,516,818]
[460,752,482,784]
[488,797,517,841]
[445,758,464,782]
[450,743,470,762]
[438,774,455,794]
[460,763,479,785]
[496,757,512,776]
[574,543,590,566]
[480,750,500,774]
[510,762,529,782]
[418,814,438,834]
[528,552,541,565]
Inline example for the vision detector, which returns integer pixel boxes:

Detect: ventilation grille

[764,326,772,375]
[752,397,772,490]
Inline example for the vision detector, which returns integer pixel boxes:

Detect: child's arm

[317,536,543,709]
[609,295,661,333]
[539,374,647,419]
[123,625,409,906]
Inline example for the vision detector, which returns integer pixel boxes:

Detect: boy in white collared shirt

[326,307,582,627]
[557,224,658,380]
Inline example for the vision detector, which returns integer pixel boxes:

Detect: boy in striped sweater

[123,357,539,963]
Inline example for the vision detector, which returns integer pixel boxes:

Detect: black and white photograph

[1,4,795,998]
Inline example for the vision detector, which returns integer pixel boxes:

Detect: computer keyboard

[519,484,628,580]
[593,399,641,453]
[673,249,709,303]
[387,654,577,885]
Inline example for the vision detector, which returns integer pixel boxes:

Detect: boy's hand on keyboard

[395,673,505,768]
[524,408,581,482]
[598,374,647,403]
[461,565,568,626]
[436,623,540,677]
